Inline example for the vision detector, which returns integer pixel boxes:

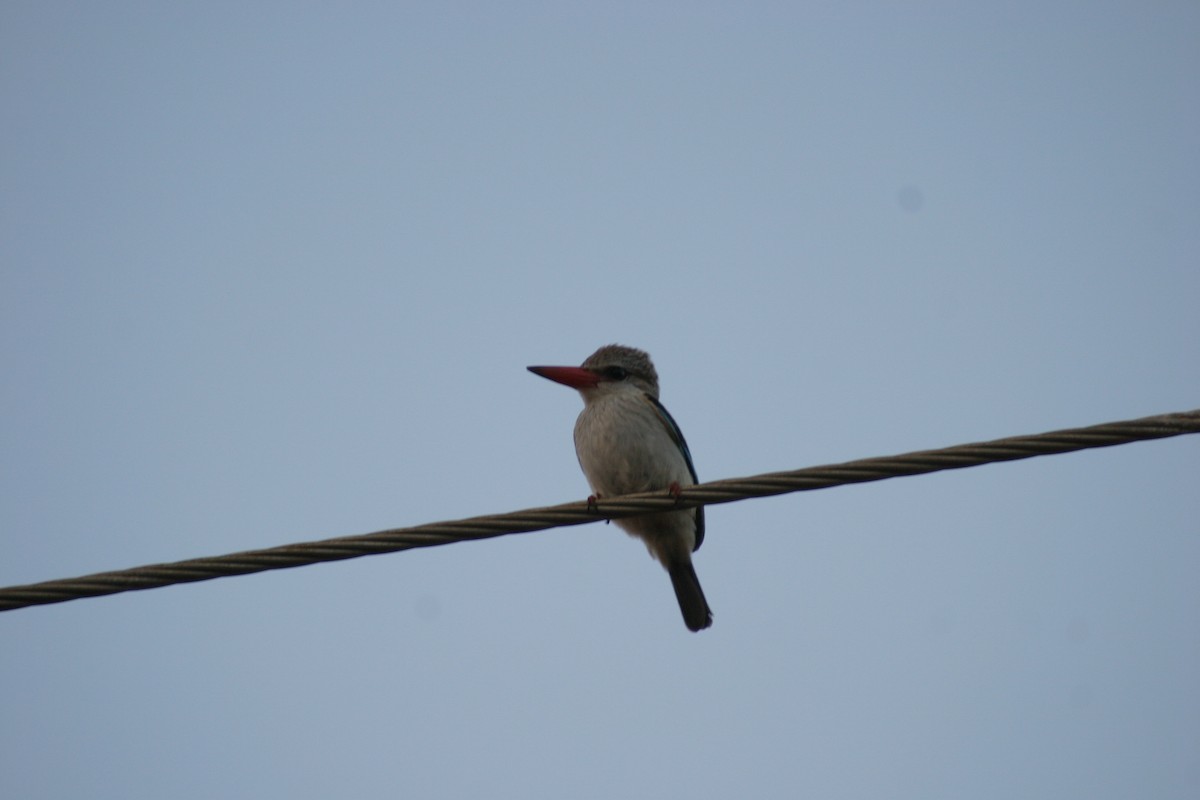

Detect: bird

[528,344,713,632]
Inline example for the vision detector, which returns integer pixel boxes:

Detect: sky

[2,3,1198,798]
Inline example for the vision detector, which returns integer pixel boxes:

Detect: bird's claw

[586,494,612,524]
[668,482,684,505]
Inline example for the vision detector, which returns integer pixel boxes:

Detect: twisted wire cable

[2,408,1196,613]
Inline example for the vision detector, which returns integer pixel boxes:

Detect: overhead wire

[1,408,1196,613]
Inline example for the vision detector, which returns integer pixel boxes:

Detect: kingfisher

[528,344,713,632]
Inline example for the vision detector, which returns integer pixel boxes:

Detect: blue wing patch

[643,393,705,551]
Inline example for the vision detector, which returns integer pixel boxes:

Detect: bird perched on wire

[528,344,713,632]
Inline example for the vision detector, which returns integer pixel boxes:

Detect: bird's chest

[573,398,684,496]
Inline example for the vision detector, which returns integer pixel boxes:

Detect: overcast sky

[2,3,1198,798]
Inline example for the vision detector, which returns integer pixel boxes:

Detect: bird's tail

[668,560,713,632]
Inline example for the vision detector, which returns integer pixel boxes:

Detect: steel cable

[1,408,1196,613]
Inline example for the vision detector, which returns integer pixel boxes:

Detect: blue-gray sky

[2,3,1198,798]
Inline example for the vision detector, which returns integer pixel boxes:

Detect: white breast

[573,391,692,497]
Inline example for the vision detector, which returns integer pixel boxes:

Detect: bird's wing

[643,393,705,551]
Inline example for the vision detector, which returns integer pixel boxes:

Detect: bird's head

[528,344,661,401]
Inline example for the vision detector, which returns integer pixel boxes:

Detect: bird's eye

[604,366,629,380]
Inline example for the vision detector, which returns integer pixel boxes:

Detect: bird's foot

[668,482,684,505]
[586,494,611,524]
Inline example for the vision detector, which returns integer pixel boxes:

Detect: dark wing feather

[643,393,705,551]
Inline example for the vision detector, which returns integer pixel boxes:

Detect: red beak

[527,365,602,390]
